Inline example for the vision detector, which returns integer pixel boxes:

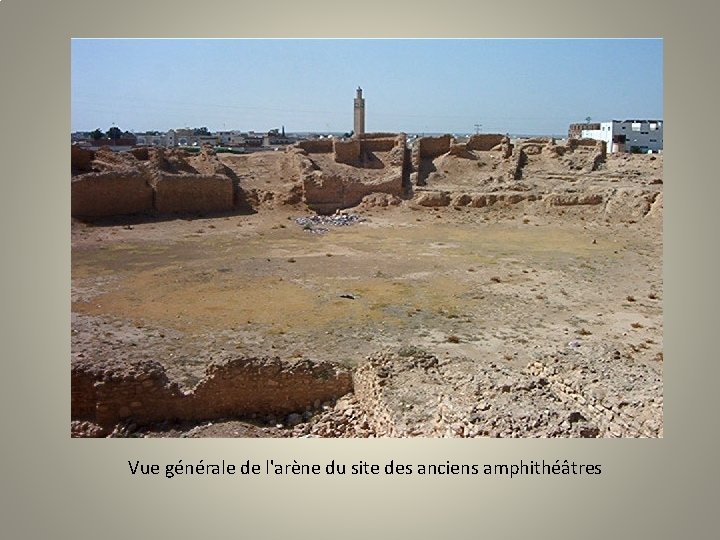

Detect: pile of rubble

[294,212,365,234]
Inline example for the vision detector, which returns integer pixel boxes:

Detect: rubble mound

[336,347,662,438]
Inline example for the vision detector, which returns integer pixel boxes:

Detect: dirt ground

[71,148,663,437]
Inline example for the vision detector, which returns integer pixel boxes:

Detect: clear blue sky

[71,38,663,136]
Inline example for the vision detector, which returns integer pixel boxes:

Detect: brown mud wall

[359,137,397,153]
[296,139,334,153]
[333,139,361,165]
[416,135,453,160]
[71,172,154,217]
[72,357,353,435]
[152,174,234,214]
[303,172,403,214]
[466,133,505,151]
[71,145,96,174]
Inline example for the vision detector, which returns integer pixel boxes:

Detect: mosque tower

[353,87,365,136]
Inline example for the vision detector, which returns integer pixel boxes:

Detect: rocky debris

[291,395,376,438]
[646,191,663,219]
[294,212,365,233]
[72,342,662,438]
[357,192,403,209]
[349,346,662,438]
[445,144,476,159]
[545,192,604,206]
[415,191,451,207]
[604,188,659,221]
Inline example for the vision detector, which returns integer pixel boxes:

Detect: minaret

[353,87,365,136]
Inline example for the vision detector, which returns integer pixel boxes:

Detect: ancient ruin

[72,107,663,438]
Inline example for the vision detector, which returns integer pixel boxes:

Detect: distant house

[216,131,246,146]
[580,120,663,153]
[134,131,168,147]
[568,123,600,139]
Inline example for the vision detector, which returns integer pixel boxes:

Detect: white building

[134,130,176,147]
[216,131,246,146]
[581,120,663,153]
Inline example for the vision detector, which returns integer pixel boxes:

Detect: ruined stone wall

[566,137,599,150]
[72,356,353,435]
[446,144,476,159]
[544,192,604,206]
[410,135,454,175]
[505,148,527,181]
[360,137,397,153]
[415,190,538,208]
[71,172,154,217]
[71,368,100,420]
[71,145,96,174]
[303,171,403,214]
[358,132,399,139]
[153,174,234,214]
[590,140,607,170]
[416,134,453,159]
[185,358,353,420]
[519,143,544,155]
[71,145,244,218]
[296,139,334,153]
[466,133,505,151]
[129,147,150,161]
[333,139,361,165]
[387,134,408,168]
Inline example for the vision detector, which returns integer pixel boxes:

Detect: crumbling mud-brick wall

[71,359,185,429]
[544,192,605,206]
[466,133,505,151]
[303,171,403,214]
[71,145,96,174]
[565,137,599,151]
[184,358,353,421]
[333,139,361,165]
[359,136,397,153]
[410,134,454,174]
[417,135,453,158]
[357,132,398,139]
[445,143,476,159]
[505,147,527,181]
[71,145,243,218]
[389,135,409,167]
[71,172,154,217]
[71,356,353,436]
[152,174,234,214]
[296,139,334,153]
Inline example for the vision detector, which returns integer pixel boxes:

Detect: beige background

[1,0,717,538]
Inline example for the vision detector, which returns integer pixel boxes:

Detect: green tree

[106,126,123,141]
[90,128,104,140]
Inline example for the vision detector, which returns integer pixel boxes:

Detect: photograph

[70,38,663,438]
